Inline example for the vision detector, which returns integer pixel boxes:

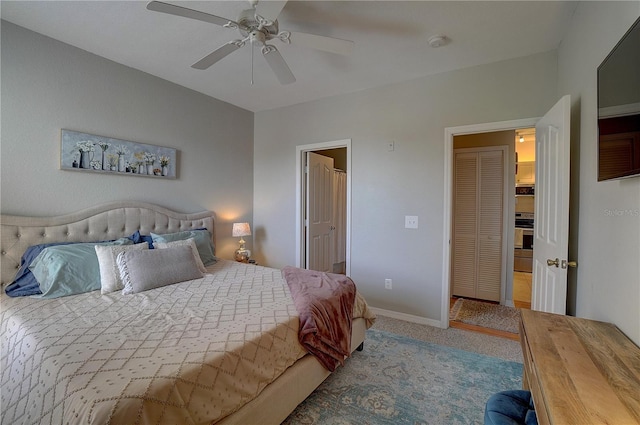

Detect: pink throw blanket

[282,266,356,372]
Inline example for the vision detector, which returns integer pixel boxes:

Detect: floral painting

[60,130,176,179]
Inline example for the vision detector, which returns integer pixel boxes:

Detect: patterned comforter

[1,260,372,425]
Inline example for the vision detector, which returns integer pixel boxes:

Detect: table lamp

[232,222,251,263]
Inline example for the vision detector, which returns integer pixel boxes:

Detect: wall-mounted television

[597,16,640,181]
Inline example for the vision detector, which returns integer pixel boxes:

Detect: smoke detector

[428,35,448,48]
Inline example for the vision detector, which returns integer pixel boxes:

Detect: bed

[0,201,375,424]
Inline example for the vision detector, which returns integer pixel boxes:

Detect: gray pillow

[118,245,204,295]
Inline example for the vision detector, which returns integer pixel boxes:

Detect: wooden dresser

[519,309,640,424]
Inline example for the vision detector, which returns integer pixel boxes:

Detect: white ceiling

[1,1,578,112]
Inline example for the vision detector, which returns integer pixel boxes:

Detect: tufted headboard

[0,201,215,287]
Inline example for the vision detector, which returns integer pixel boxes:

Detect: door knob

[547,258,560,267]
[562,260,577,269]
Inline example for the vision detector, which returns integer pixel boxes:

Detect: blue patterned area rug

[283,329,523,425]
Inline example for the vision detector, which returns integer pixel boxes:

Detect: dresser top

[520,309,640,424]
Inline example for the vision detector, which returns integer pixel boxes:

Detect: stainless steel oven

[515,212,534,272]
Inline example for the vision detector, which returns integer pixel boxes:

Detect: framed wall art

[60,129,177,179]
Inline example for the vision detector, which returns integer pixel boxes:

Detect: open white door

[306,152,334,272]
[532,95,573,314]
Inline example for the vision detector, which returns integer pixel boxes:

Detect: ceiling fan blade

[255,0,288,23]
[192,42,243,70]
[289,31,354,56]
[262,45,295,85]
[147,1,241,29]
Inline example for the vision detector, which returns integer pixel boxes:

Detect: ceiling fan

[146,0,355,85]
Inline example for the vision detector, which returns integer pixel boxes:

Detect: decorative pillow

[95,243,149,294]
[151,229,216,265]
[29,238,133,299]
[118,245,204,295]
[154,238,207,273]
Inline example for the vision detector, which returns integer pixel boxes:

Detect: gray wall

[557,2,640,343]
[254,51,557,324]
[0,22,254,260]
[5,2,638,344]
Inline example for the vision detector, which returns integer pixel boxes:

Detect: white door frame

[441,118,538,328]
[296,139,352,276]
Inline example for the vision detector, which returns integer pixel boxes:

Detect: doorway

[441,118,539,328]
[514,127,536,309]
[295,139,352,275]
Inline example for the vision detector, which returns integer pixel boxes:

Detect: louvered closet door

[477,150,504,301]
[452,149,504,302]
[451,152,478,299]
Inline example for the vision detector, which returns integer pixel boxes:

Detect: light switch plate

[405,215,418,229]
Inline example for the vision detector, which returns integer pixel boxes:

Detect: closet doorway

[295,139,351,275]
[441,118,539,328]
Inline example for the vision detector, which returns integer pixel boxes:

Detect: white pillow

[118,245,204,295]
[95,243,149,294]
[154,238,207,273]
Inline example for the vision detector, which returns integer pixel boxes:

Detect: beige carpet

[450,298,520,334]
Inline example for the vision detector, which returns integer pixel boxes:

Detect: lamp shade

[232,222,251,237]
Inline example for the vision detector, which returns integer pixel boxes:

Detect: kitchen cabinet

[516,161,535,184]
[514,248,533,273]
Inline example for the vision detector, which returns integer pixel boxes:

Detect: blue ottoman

[484,390,537,425]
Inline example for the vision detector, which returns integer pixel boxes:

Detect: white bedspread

[1,260,362,425]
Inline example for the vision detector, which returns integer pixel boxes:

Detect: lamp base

[234,248,251,263]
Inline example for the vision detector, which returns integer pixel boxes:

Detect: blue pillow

[5,242,75,297]
[29,238,132,299]
[151,229,216,265]
[6,233,150,298]
[126,230,154,249]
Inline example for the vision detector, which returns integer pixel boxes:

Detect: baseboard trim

[369,307,443,329]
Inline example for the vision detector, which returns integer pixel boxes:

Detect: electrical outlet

[385,279,392,290]
[405,215,418,229]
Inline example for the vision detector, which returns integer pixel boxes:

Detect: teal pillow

[29,238,132,299]
[151,229,216,266]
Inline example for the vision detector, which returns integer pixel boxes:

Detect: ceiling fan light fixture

[147,0,353,86]
[428,35,448,48]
